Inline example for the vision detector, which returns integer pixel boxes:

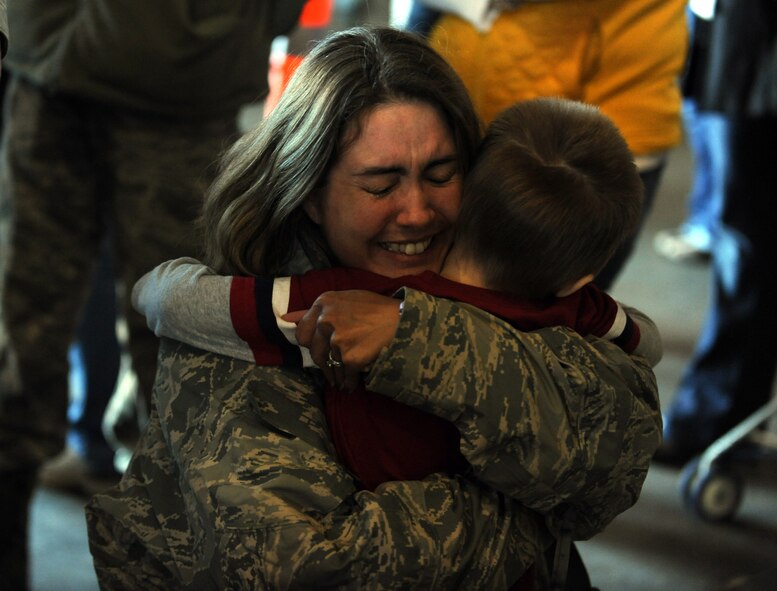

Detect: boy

[136,98,658,490]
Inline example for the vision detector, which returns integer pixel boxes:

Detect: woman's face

[304,101,462,278]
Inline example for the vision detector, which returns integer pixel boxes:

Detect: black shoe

[0,469,37,591]
[38,448,121,497]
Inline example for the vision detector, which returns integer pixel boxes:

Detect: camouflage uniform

[0,3,306,587]
[0,1,306,471]
[87,283,661,588]
[0,78,237,470]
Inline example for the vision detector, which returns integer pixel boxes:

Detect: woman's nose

[395,183,435,227]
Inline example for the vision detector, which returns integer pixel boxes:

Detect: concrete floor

[29,141,777,590]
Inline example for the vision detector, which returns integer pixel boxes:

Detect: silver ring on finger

[326,349,344,369]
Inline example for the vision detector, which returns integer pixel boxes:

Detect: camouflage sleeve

[365,289,662,539]
[87,339,553,590]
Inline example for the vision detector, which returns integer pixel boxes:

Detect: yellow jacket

[430,0,688,157]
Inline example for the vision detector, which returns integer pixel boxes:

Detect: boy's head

[454,97,643,299]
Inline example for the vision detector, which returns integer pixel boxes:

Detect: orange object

[282,54,304,87]
[299,0,333,28]
[264,53,305,116]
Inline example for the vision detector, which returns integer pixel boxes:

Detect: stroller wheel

[681,457,743,522]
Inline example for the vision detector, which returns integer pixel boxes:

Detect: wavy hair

[201,26,482,275]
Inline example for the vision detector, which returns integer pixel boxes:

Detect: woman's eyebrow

[354,155,458,177]
[354,165,403,177]
[425,155,458,170]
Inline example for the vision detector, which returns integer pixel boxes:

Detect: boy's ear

[303,193,323,225]
[556,274,595,297]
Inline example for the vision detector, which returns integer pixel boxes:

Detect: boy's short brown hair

[455,98,643,299]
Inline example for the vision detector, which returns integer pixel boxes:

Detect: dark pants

[664,115,777,447]
[0,77,237,471]
[68,237,122,474]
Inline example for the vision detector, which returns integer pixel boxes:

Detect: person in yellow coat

[422,0,688,288]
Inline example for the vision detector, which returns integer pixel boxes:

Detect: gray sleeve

[132,257,256,363]
[623,304,663,367]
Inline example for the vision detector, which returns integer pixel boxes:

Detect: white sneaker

[653,227,712,263]
[38,448,120,497]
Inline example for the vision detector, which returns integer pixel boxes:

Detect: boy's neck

[439,245,489,289]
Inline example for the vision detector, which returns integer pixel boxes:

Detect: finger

[308,320,333,368]
[329,346,346,389]
[294,305,322,348]
[282,309,307,323]
[321,346,345,389]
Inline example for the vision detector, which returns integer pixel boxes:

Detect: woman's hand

[286,290,402,391]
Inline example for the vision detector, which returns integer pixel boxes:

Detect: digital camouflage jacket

[86,288,660,589]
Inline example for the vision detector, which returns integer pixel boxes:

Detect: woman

[86,27,661,589]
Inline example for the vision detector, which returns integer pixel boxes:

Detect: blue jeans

[680,98,729,250]
[665,115,777,448]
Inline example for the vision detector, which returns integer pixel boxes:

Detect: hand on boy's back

[283,290,402,391]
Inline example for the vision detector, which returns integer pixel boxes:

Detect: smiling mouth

[380,238,433,256]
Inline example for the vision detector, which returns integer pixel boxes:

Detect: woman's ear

[303,194,323,225]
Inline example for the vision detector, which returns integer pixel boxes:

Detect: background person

[653,5,728,263]
[0,2,306,588]
[656,0,777,466]
[87,27,661,589]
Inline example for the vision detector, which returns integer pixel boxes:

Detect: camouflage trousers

[0,77,238,471]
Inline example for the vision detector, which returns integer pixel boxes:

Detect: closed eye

[364,181,398,197]
[425,160,459,185]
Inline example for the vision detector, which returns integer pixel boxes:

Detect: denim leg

[666,115,777,447]
[683,100,729,248]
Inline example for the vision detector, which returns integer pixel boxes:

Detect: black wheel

[688,465,743,522]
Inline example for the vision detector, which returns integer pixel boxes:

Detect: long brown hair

[202,26,482,275]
